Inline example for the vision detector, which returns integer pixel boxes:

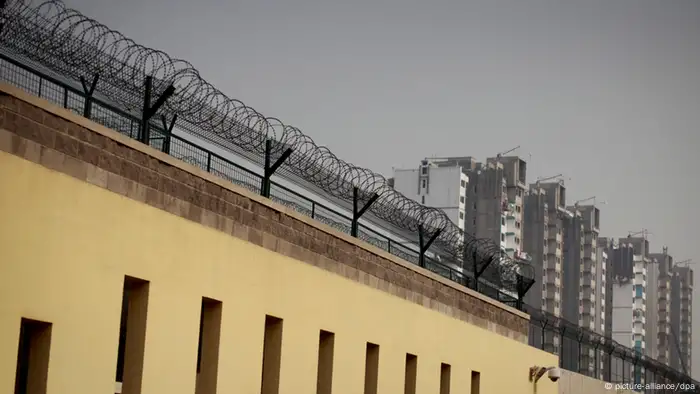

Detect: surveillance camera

[547,367,561,382]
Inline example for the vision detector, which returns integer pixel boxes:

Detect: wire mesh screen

[210,156,260,194]
[356,225,391,252]
[0,0,539,299]
[312,203,353,234]
[268,184,315,217]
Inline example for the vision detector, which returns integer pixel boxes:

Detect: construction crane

[626,229,651,239]
[674,258,694,268]
[534,173,564,187]
[495,145,520,159]
[573,196,607,208]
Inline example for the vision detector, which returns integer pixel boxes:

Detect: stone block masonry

[0,84,530,342]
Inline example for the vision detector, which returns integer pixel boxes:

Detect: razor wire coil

[0,0,534,293]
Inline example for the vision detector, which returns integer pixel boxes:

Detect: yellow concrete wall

[0,150,558,394]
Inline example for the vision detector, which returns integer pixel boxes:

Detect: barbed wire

[0,0,534,291]
[0,0,536,292]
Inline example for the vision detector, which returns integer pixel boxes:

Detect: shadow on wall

[557,370,635,394]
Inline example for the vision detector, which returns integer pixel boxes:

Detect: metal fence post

[351,186,378,237]
[159,114,178,154]
[516,274,533,311]
[80,74,99,118]
[418,225,441,268]
[260,138,293,198]
[139,75,175,145]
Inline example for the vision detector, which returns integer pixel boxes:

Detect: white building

[391,159,468,232]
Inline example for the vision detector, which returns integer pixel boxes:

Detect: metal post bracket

[351,186,379,237]
[418,225,441,268]
[261,138,293,198]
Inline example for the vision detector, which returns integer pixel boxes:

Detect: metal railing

[0,0,534,302]
[3,54,697,394]
[0,51,480,301]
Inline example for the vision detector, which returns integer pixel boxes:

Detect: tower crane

[626,229,651,239]
[534,173,564,187]
[495,145,520,159]
[573,196,607,208]
[674,258,694,268]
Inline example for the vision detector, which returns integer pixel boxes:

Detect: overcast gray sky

[63,0,700,376]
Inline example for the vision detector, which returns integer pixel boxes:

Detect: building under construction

[670,263,693,375]
[649,248,674,367]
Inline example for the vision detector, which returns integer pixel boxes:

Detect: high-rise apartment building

[594,237,617,379]
[485,156,528,260]
[409,155,529,262]
[522,184,555,315]
[609,242,646,382]
[598,238,616,340]
[538,180,568,313]
[670,265,693,375]
[645,254,660,361]
[521,180,567,356]
[560,204,601,376]
[649,248,673,366]
[391,159,469,232]
[560,207,583,374]
[463,159,508,249]
[612,236,649,385]
[561,207,582,323]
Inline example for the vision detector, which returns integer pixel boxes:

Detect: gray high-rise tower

[649,248,674,366]
[670,265,693,375]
